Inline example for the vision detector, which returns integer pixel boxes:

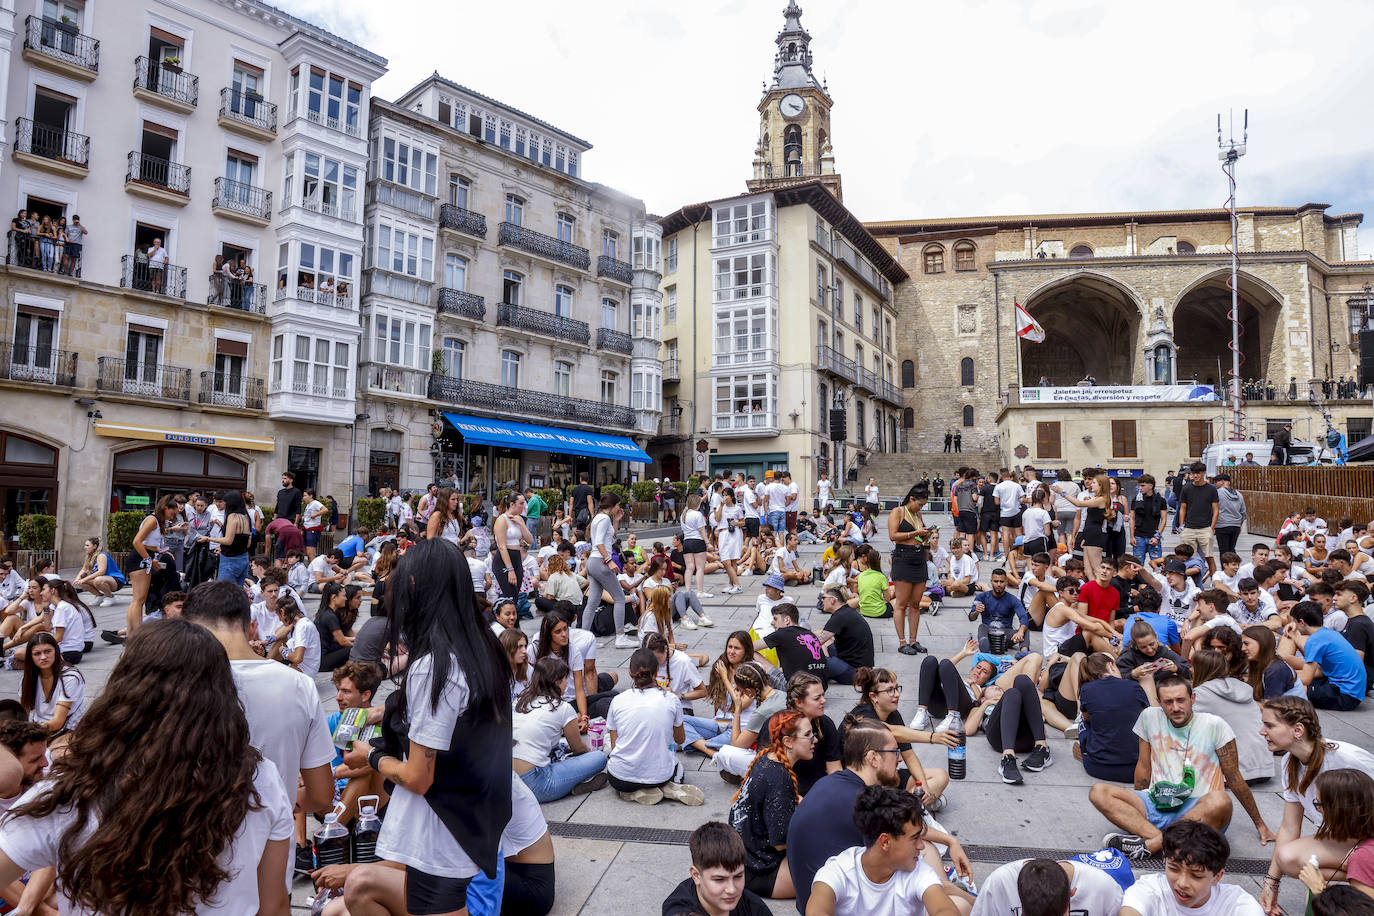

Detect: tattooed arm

[344,739,438,795]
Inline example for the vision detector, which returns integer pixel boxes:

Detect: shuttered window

[1112,419,1138,458]
[1188,419,1213,457]
[1036,421,1061,459]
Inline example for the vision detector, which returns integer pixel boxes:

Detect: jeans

[1132,535,1163,566]
[518,751,608,803]
[216,551,250,584]
[681,715,732,750]
[766,510,786,532]
[826,651,857,686]
[797,531,818,544]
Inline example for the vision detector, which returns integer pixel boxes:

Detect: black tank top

[222,514,251,557]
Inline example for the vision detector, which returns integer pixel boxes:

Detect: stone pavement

[27,518,1373,915]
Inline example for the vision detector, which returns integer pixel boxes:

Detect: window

[954,241,976,271]
[834,277,844,315]
[502,270,522,305]
[713,373,777,430]
[225,152,256,188]
[816,264,827,306]
[923,245,944,274]
[901,359,915,388]
[448,174,469,209]
[504,194,523,226]
[855,343,864,370]
[665,237,678,272]
[713,200,771,246]
[1176,240,1195,254]
[286,334,350,398]
[554,284,574,317]
[631,369,661,411]
[885,318,892,351]
[855,399,865,445]
[440,338,464,378]
[960,357,974,387]
[212,338,246,397]
[714,304,772,365]
[854,293,863,332]
[632,300,660,339]
[553,360,572,396]
[1112,419,1138,458]
[665,286,677,323]
[293,243,354,302]
[444,254,466,291]
[12,308,58,372]
[498,120,511,149]
[375,222,434,280]
[872,308,880,343]
[714,253,771,300]
[631,232,659,271]
[600,370,617,404]
[602,229,619,259]
[1036,421,1061,459]
[372,311,432,369]
[903,407,914,428]
[556,212,575,244]
[299,153,358,220]
[378,135,437,195]
[1347,417,1372,442]
[1188,419,1213,457]
[601,297,617,329]
[1351,302,1370,342]
[818,381,828,424]
[1069,244,1093,259]
[834,328,843,352]
[818,319,827,350]
[500,349,520,388]
[783,124,801,176]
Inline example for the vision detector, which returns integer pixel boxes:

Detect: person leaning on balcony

[61,214,85,276]
[211,254,226,304]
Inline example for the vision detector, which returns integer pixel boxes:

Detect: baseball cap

[1164,558,1188,575]
[763,573,785,591]
[1013,536,1026,547]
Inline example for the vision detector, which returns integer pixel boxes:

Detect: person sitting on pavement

[728,709,814,899]
[714,662,787,782]
[1075,652,1155,783]
[970,855,1123,916]
[962,666,1056,787]
[1119,821,1263,915]
[843,667,953,807]
[1116,618,1192,686]
[1189,650,1272,785]
[755,604,830,687]
[966,568,1030,653]
[512,656,609,803]
[1278,600,1367,711]
[662,820,772,916]
[938,538,983,599]
[754,673,841,797]
[604,647,705,807]
[817,587,873,686]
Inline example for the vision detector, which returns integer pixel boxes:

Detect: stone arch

[1170,268,1284,387]
[1018,271,1147,386]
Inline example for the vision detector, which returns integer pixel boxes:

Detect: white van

[1202,442,1272,477]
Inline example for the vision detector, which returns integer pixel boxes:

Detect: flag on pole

[1015,301,1045,343]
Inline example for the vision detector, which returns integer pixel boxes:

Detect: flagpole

[1015,304,1024,388]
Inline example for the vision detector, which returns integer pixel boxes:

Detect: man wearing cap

[1147,557,1202,630]
[1213,474,1247,558]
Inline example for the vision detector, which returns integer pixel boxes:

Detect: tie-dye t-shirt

[1132,707,1235,799]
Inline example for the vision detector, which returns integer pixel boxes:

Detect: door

[11,312,57,381]
[30,92,74,160]
[225,154,255,203]
[124,328,161,394]
[231,65,261,118]
[40,0,81,53]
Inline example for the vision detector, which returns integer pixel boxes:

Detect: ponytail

[732,709,805,806]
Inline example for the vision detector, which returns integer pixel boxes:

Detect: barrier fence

[1228,467,1374,538]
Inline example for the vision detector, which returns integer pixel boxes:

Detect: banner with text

[1019,385,1219,405]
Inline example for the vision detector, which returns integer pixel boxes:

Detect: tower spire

[771,0,826,96]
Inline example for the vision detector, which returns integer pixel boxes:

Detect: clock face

[779,93,805,118]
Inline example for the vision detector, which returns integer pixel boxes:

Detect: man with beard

[0,721,45,813]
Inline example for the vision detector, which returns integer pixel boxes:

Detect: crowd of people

[0,460,1370,915]
[1241,377,1374,402]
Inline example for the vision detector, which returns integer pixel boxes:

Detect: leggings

[319,645,351,672]
[502,861,555,916]
[587,673,618,720]
[582,556,624,634]
[917,656,977,720]
[984,675,1046,755]
[606,771,669,792]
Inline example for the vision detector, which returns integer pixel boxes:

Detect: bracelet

[367,747,387,772]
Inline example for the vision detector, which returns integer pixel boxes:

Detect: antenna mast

[1218,110,1248,440]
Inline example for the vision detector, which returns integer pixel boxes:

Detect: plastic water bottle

[313,802,350,867]
[309,888,342,916]
[912,779,925,806]
[353,795,381,863]
[947,712,967,780]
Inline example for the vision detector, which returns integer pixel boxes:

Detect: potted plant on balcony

[161,55,181,73]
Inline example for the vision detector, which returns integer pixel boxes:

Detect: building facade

[356,77,661,501]
[0,0,384,560]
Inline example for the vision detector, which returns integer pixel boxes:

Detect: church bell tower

[747,0,841,200]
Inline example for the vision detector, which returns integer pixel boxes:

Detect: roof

[865,203,1357,236]
[658,180,908,285]
[210,0,386,67]
[396,73,592,149]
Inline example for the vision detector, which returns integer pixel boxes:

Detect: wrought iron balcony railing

[207,276,266,313]
[596,327,633,355]
[213,177,272,220]
[13,118,88,167]
[219,87,276,133]
[96,356,190,401]
[439,203,487,238]
[23,16,98,72]
[198,371,264,410]
[817,345,857,384]
[596,254,633,284]
[134,56,198,107]
[854,366,878,394]
[126,151,191,195]
[0,342,78,387]
[879,379,903,405]
[428,374,635,429]
[6,229,82,276]
[497,302,590,344]
[437,288,486,320]
[121,254,188,299]
[498,221,590,270]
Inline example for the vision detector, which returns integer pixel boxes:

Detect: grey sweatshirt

[1217,487,1247,529]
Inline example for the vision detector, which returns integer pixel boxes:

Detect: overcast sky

[283,0,1374,255]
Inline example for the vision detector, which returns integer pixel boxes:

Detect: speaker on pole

[829,408,846,442]
[1360,330,1374,388]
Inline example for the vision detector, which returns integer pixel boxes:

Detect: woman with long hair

[604,647,704,807]
[1259,696,1374,913]
[680,494,711,598]
[1243,625,1298,700]
[500,627,529,699]
[0,619,293,916]
[426,487,465,545]
[1074,651,1153,782]
[770,673,840,795]
[269,589,320,678]
[513,656,608,802]
[73,537,124,606]
[123,495,180,636]
[533,610,617,723]
[1,578,47,655]
[887,482,934,655]
[714,487,745,595]
[19,631,84,735]
[208,490,252,585]
[683,631,757,756]
[1191,648,1271,784]
[584,492,634,647]
[1197,623,1247,680]
[729,709,814,899]
[1105,476,1129,560]
[1051,469,1112,580]
[492,492,532,601]
[1286,769,1374,906]
[43,579,95,663]
[342,537,514,916]
[315,581,356,672]
[845,666,951,806]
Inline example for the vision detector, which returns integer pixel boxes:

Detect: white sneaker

[698,592,715,599]
[934,712,957,734]
[614,635,639,649]
[697,616,714,628]
[910,707,933,732]
[97,597,111,607]
[619,787,663,805]
[723,585,741,594]
[680,620,698,630]
[660,781,705,806]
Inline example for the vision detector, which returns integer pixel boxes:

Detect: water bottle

[912,779,925,807]
[353,795,381,863]
[309,888,342,916]
[313,802,350,867]
[947,712,967,780]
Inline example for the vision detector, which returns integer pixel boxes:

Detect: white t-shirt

[752,593,793,637]
[1157,577,1201,626]
[946,554,978,584]
[812,846,941,915]
[511,697,576,765]
[1120,872,1263,915]
[605,687,683,785]
[1279,740,1374,824]
[864,484,880,504]
[530,629,594,702]
[785,482,800,512]
[229,658,334,808]
[308,554,335,583]
[970,857,1123,916]
[772,548,799,576]
[302,499,326,531]
[287,616,322,678]
[656,651,703,697]
[1022,506,1052,541]
[589,513,615,552]
[681,509,708,541]
[741,486,760,519]
[767,481,790,513]
[1324,609,1350,633]
[818,479,833,505]
[501,774,547,859]
[467,556,491,596]
[286,562,310,593]
[30,669,84,731]
[0,761,293,915]
[1213,570,1241,593]
[376,654,479,878]
[993,480,1024,518]
[50,601,84,653]
[1202,613,1243,635]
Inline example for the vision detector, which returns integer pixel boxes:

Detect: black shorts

[744,861,780,898]
[1001,511,1023,529]
[682,538,707,555]
[404,867,471,916]
[979,513,999,533]
[955,513,979,535]
[61,650,83,665]
[1022,536,1052,556]
[1082,528,1109,549]
[745,517,760,538]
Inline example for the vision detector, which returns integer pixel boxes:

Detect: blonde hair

[646,587,673,644]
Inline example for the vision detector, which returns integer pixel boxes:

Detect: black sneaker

[898,644,919,656]
[294,844,315,876]
[719,769,743,786]
[1103,832,1151,861]
[999,753,1023,785]
[911,641,928,654]
[100,629,125,646]
[1023,744,1053,772]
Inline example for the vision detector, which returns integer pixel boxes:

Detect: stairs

[852,448,1004,502]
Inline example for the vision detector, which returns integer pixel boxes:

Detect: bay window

[376,222,435,281]
[713,199,772,246]
[300,152,358,220]
[713,373,777,431]
[713,303,775,366]
[378,135,438,195]
[371,310,432,369]
[713,252,771,301]
[631,369,661,411]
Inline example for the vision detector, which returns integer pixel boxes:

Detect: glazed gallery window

[713,253,771,301]
[371,311,431,369]
[375,223,434,280]
[378,135,437,195]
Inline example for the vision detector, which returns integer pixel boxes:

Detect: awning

[441,413,650,463]
[93,420,275,452]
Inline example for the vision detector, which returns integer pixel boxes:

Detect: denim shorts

[1134,790,1205,830]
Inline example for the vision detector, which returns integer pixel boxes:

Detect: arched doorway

[1019,274,1143,386]
[1171,272,1281,388]
[0,430,59,551]
[110,444,247,512]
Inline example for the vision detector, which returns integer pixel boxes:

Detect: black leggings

[606,771,669,792]
[587,673,618,719]
[503,861,555,916]
[983,675,1046,755]
[917,657,976,719]
[319,645,351,672]
[492,548,523,600]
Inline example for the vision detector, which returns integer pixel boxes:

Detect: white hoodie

[1192,677,1273,782]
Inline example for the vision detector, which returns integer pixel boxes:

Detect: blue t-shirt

[973,652,1016,677]
[1123,612,1180,648]
[337,534,364,559]
[972,590,1029,630]
[1079,677,1149,768]
[1304,628,1367,699]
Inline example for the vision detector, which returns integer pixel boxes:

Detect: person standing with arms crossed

[1178,462,1220,579]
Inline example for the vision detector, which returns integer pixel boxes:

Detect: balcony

[498,221,590,270]
[96,357,190,402]
[0,342,78,387]
[438,203,486,238]
[429,374,636,430]
[301,197,355,223]
[437,288,486,320]
[218,87,276,140]
[198,371,265,410]
[6,230,82,277]
[596,327,633,355]
[12,118,89,177]
[878,378,904,406]
[275,285,355,313]
[207,276,266,314]
[133,57,198,113]
[596,254,633,284]
[125,152,191,206]
[364,364,429,399]
[21,16,98,80]
[655,412,684,438]
[497,302,590,344]
[288,101,361,138]
[713,411,779,436]
[817,345,857,384]
[212,177,272,225]
[120,255,188,300]
[369,181,434,220]
[854,366,878,394]
[664,358,680,382]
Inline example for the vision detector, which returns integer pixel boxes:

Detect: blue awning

[441,413,651,463]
